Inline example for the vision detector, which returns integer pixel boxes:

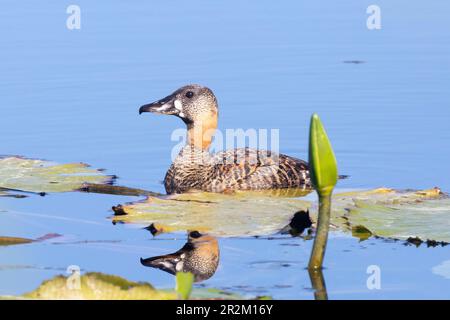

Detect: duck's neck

[186,112,218,151]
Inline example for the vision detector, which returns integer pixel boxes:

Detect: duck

[140,231,219,282]
[139,84,311,194]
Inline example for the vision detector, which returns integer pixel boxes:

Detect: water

[1,1,450,299]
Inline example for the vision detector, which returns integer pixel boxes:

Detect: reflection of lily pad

[113,187,450,242]
[0,156,114,194]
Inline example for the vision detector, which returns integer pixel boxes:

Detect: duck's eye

[185,91,194,98]
[189,231,202,238]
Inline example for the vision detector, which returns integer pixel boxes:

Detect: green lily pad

[112,189,312,237]
[18,272,248,300]
[333,188,450,242]
[0,236,34,246]
[24,272,175,300]
[112,187,450,242]
[0,156,114,194]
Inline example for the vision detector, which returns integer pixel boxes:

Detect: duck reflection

[140,231,219,282]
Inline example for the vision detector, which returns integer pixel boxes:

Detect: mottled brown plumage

[164,146,310,194]
[139,84,311,194]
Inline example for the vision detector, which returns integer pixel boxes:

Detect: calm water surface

[1,1,450,299]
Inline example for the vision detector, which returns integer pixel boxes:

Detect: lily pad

[112,187,450,242]
[19,272,247,300]
[333,188,450,242]
[24,272,175,300]
[0,156,114,194]
[0,236,34,246]
[112,189,312,237]
[0,233,63,247]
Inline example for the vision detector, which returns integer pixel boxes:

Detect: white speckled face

[174,99,183,111]
[174,99,185,118]
[175,261,184,272]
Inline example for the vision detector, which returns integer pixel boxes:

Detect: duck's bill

[139,95,178,115]
[140,256,160,267]
[140,256,177,274]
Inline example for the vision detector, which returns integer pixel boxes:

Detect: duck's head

[139,84,218,125]
[139,84,219,150]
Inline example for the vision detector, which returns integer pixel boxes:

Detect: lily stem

[308,268,328,300]
[308,192,332,270]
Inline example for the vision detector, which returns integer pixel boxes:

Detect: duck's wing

[211,148,310,190]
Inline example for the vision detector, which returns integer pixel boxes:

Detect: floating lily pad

[24,272,175,300]
[112,189,312,237]
[112,187,450,242]
[333,188,450,242]
[0,233,63,247]
[0,236,34,246]
[19,272,247,300]
[0,156,114,194]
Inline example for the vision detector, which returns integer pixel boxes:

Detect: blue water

[1,1,450,299]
